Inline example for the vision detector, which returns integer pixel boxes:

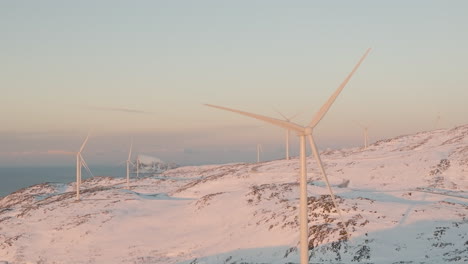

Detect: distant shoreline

[0,166,126,198]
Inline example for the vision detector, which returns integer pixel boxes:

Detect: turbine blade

[273,108,302,122]
[128,141,133,161]
[308,48,371,128]
[80,155,94,178]
[78,133,90,153]
[287,110,302,121]
[307,134,350,238]
[272,107,289,120]
[205,104,304,132]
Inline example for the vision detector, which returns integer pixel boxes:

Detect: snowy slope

[1,125,467,264]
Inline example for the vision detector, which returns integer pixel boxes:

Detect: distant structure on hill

[135,154,178,175]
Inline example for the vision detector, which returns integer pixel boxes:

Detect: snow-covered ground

[1,125,467,263]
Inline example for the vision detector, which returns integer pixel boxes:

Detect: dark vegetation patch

[195,192,225,209]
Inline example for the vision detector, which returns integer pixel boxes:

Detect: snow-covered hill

[1,125,467,263]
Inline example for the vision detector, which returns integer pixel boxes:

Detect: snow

[1,125,467,263]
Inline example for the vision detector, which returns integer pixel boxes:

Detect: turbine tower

[356,122,369,149]
[126,141,135,189]
[136,156,140,178]
[256,143,263,163]
[206,48,371,264]
[76,134,93,200]
[274,109,301,160]
[364,126,368,149]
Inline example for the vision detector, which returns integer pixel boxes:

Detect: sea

[0,166,126,198]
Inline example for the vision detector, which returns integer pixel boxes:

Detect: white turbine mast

[136,155,140,178]
[356,122,369,149]
[206,48,371,264]
[76,134,93,200]
[126,141,135,189]
[434,112,441,130]
[273,109,301,160]
[256,143,263,163]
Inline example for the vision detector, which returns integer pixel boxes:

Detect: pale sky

[1,1,467,167]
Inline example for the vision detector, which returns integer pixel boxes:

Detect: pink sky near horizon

[1,1,467,166]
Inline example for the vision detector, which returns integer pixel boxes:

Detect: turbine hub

[304,127,313,136]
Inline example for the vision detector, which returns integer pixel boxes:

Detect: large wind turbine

[76,134,93,200]
[206,48,371,264]
[274,109,301,160]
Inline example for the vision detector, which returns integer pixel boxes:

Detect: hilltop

[1,125,467,263]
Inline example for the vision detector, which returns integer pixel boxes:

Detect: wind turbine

[76,134,93,200]
[126,141,135,189]
[257,143,263,163]
[206,48,371,264]
[273,109,301,160]
[356,122,369,149]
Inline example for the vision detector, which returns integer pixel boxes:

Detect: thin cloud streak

[89,106,152,114]
[46,150,75,155]
[1,150,75,156]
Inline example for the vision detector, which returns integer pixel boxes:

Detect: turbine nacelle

[303,127,313,136]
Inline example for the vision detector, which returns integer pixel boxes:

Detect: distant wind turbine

[273,109,301,160]
[76,134,93,200]
[257,143,263,163]
[356,122,369,149]
[205,48,371,264]
[126,141,135,189]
